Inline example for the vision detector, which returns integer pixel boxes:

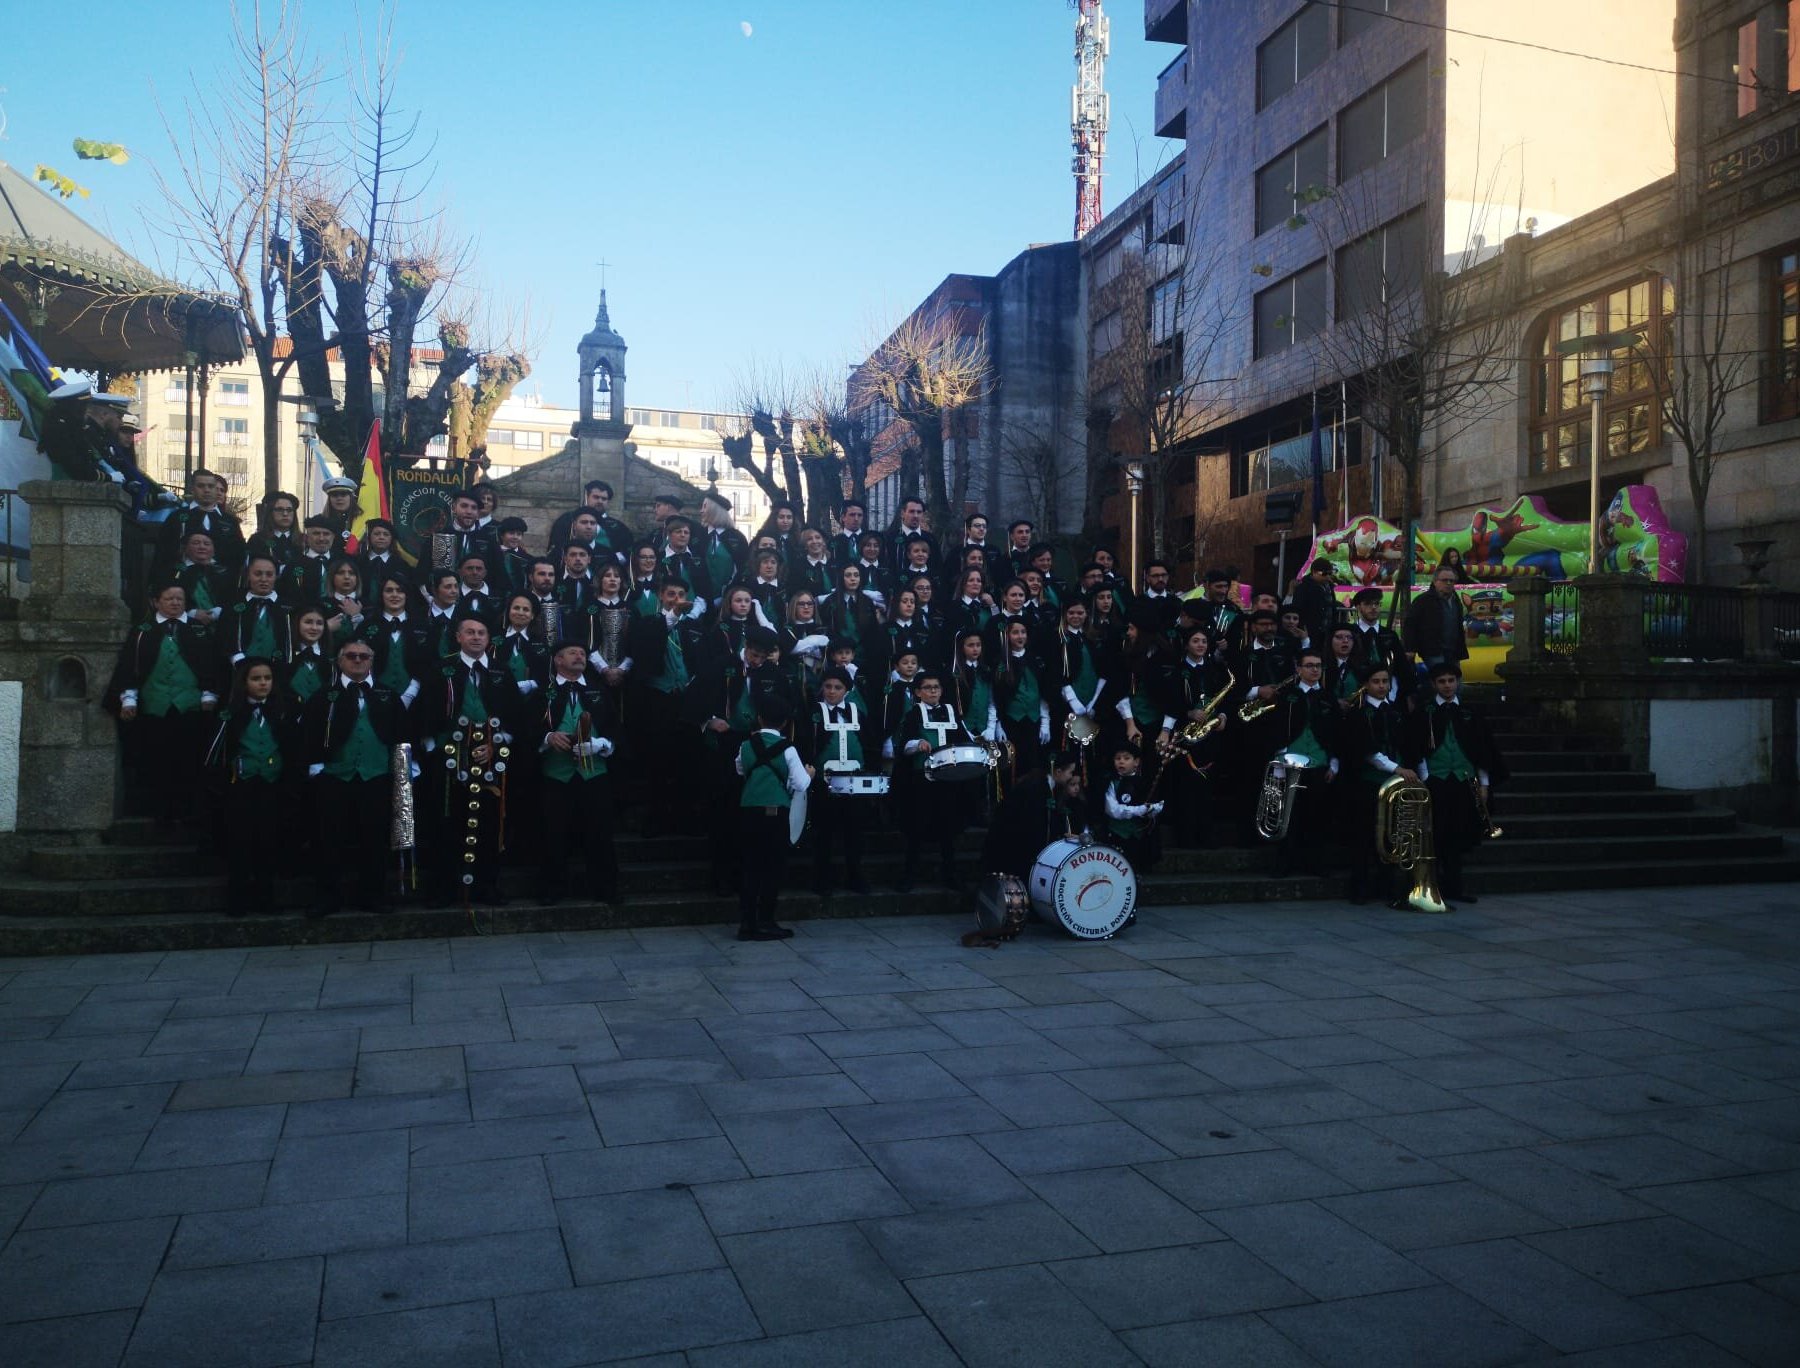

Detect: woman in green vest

[283,607,332,711]
[206,656,293,913]
[106,583,220,824]
[992,617,1052,776]
[322,557,366,648]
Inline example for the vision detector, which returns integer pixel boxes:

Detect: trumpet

[1237,672,1297,724]
[1470,778,1503,839]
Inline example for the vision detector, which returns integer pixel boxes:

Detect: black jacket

[1403,588,1469,664]
[105,618,221,711]
[415,656,525,742]
[301,679,406,766]
[216,596,295,666]
[980,770,1086,879]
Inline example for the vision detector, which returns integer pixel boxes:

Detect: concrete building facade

[1112,0,1681,591]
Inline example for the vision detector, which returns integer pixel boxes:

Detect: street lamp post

[1123,458,1147,590]
[1557,332,1636,575]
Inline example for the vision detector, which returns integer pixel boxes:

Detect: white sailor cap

[321,475,357,492]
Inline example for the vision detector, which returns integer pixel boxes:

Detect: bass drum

[1029,837,1137,940]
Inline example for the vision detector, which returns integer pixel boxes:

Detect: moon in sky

[740,21,753,38]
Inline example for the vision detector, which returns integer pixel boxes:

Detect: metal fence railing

[1544,582,1580,657]
[1772,592,1800,663]
[1644,583,1749,661]
[0,488,19,598]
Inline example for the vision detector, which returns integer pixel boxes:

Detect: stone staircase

[0,696,1790,954]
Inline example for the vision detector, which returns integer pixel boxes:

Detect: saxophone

[1237,672,1297,724]
[1171,668,1237,751]
[1377,774,1449,913]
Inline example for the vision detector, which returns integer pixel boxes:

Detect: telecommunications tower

[1071,0,1110,239]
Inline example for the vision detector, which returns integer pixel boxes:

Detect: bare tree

[806,367,877,516]
[851,311,992,534]
[1641,210,1752,582]
[152,0,323,496]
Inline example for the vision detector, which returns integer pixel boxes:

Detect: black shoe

[759,923,795,939]
[737,926,783,942]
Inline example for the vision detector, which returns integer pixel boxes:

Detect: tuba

[1253,759,1304,841]
[1376,774,1449,913]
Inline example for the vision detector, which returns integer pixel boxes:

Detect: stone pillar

[1508,575,1548,666]
[1742,583,1779,663]
[1571,573,1648,667]
[0,481,133,851]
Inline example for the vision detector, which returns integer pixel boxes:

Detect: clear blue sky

[2,0,1179,412]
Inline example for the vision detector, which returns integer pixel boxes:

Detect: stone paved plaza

[1,886,1797,1367]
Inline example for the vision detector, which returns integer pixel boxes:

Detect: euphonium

[1237,672,1297,724]
[1253,759,1304,841]
[1376,774,1449,913]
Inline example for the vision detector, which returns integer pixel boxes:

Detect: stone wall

[488,423,706,555]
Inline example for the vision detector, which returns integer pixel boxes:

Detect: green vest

[187,572,216,612]
[451,666,490,724]
[1106,778,1150,839]
[651,628,689,695]
[816,702,863,770]
[1429,712,1476,781]
[542,684,606,783]
[1282,692,1329,766]
[141,629,201,716]
[1129,686,1162,728]
[963,673,992,731]
[289,655,327,704]
[738,731,793,808]
[1004,660,1040,723]
[243,603,276,659]
[1066,642,1098,701]
[705,538,736,596]
[234,710,283,783]
[506,644,530,682]
[377,628,410,691]
[322,697,387,780]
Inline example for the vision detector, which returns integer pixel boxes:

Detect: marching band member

[1102,741,1163,874]
[801,667,872,898]
[993,617,1053,775]
[220,554,294,668]
[107,583,220,823]
[892,671,971,892]
[536,640,619,905]
[207,656,294,913]
[1405,663,1508,906]
[981,750,1087,881]
[1259,648,1342,876]
[734,695,812,941]
[301,638,404,918]
[1347,587,1410,703]
[1343,664,1413,906]
[282,608,333,707]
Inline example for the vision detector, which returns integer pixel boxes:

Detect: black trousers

[1277,767,1334,876]
[738,808,790,929]
[313,775,390,909]
[420,765,503,900]
[123,709,207,819]
[999,715,1042,784]
[1345,780,1397,901]
[899,769,958,875]
[1426,775,1480,897]
[1164,749,1212,849]
[812,787,865,889]
[638,688,697,830]
[538,772,618,901]
[222,778,284,909]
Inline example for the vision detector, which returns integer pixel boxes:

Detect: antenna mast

[1071,0,1110,238]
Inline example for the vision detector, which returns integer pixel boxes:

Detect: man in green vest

[1405,662,1508,907]
[302,638,405,917]
[734,695,813,941]
[535,640,618,905]
[108,582,220,824]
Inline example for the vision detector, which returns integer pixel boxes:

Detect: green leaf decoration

[72,138,130,164]
[33,165,89,199]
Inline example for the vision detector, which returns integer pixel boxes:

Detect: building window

[216,416,249,446]
[1340,0,1392,45]
[1253,260,1327,358]
[1339,57,1427,180]
[1232,418,1362,498]
[1255,127,1328,238]
[1769,244,1800,423]
[1257,3,1328,110]
[660,411,681,427]
[486,428,514,446]
[165,377,189,401]
[1090,309,1123,358]
[1529,276,1671,477]
[514,430,544,451]
[1336,207,1427,316]
[1150,275,1183,342]
[218,378,251,406]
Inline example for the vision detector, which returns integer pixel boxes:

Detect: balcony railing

[1510,575,1800,669]
[1155,49,1188,139]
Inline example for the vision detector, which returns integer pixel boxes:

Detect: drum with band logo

[826,773,890,797]
[1028,837,1137,940]
[923,743,993,784]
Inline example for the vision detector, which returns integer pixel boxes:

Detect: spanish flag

[346,422,386,556]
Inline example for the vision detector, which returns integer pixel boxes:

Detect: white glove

[307,762,324,777]
[592,738,615,758]
[1038,718,1051,745]
[881,739,894,760]
[984,723,1000,743]
[409,761,421,780]
[1150,802,1165,816]
[516,680,538,695]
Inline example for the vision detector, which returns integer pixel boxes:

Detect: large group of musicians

[106,471,1506,941]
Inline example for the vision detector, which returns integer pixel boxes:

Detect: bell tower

[577,291,628,428]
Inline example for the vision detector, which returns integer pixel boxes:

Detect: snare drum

[1028,837,1137,940]
[826,773,890,797]
[924,743,993,784]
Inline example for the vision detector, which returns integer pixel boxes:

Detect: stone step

[1471,857,1800,896]
[1466,829,1786,867]
[1482,807,1737,837]
[1490,787,1694,814]
[0,870,1331,956]
[1503,750,1631,772]
[1504,770,1656,793]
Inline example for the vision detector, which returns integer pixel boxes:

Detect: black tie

[831,707,845,723]
[164,620,178,637]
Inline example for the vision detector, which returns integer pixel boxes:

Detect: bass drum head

[1029,838,1137,940]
